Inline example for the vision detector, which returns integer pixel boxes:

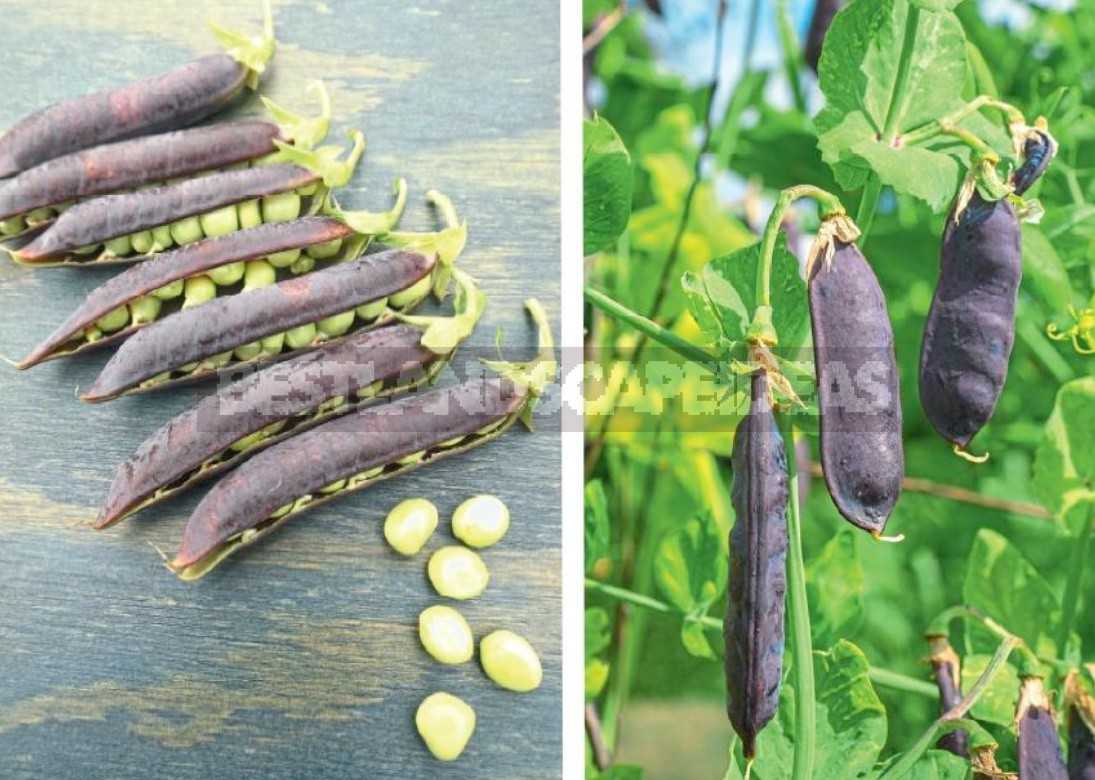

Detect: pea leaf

[806,529,865,649]
[585,480,611,575]
[653,515,727,615]
[878,749,970,778]
[680,233,808,360]
[962,528,1060,656]
[961,652,1022,727]
[596,766,644,780]
[586,658,610,701]
[1021,226,1074,316]
[1033,377,1095,524]
[680,620,717,661]
[747,641,886,779]
[815,0,969,211]
[585,607,612,660]
[585,115,634,255]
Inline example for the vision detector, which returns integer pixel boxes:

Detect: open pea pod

[78,244,443,402]
[0,82,332,246]
[94,270,487,529]
[10,130,365,267]
[0,1,276,181]
[16,179,409,369]
[169,298,555,580]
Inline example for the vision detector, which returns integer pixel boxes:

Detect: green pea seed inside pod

[152,278,185,301]
[104,234,132,258]
[182,275,217,308]
[356,298,388,321]
[242,259,276,291]
[418,605,474,665]
[451,495,510,548]
[95,305,130,334]
[207,261,246,287]
[427,546,489,600]
[238,199,262,229]
[479,630,543,693]
[129,296,162,326]
[384,498,439,556]
[289,255,316,275]
[170,215,204,246]
[306,237,342,259]
[151,224,174,251]
[266,247,301,268]
[389,275,432,308]
[199,203,240,238]
[262,191,302,223]
[130,230,154,255]
[415,692,476,762]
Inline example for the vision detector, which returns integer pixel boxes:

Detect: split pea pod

[0,5,275,180]
[94,271,486,528]
[1016,676,1068,779]
[919,192,1021,454]
[0,84,332,241]
[725,370,788,760]
[928,635,969,758]
[807,231,903,535]
[17,177,410,368]
[12,132,363,266]
[80,247,438,402]
[169,299,555,580]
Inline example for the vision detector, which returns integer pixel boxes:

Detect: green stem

[878,635,1020,779]
[585,578,937,699]
[937,125,992,157]
[757,185,845,313]
[928,604,1041,675]
[856,175,882,241]
[779,418,816,780]
[584,287,719,367]
[882,6,921,142]
[1057,504,1094,653]
[902,95,1027,147]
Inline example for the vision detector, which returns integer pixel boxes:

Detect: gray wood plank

[0,1,561,778]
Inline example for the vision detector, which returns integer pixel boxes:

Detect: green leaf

[634,105,696,210]
[585,607,612,660]
[652,515,727,615]
[584,115,634,255]
[680,233,809,360]
[962,528,1060,656]
[1021,226,1074,316]
[960,652,1021,726]
[585,658,610,700]
[597,765,644,780]
[585,480,611,575]
[815,0,969,211]
[1033,377,1095,523]
[749,641,886,779]
[806,529,866,648]
[884,748,970,779]
[680,620,717,661]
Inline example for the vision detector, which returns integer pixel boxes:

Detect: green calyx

[481,298,557,430]
[208,0,276,89]
[261,80,331,151]
[327,177,409,237]
[398,267,486,356]
[381,189,468,300]
[272,130,365,189]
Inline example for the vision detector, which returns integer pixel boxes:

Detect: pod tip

[953,444,989,464]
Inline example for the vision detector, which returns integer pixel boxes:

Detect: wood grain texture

[0,2,561,778]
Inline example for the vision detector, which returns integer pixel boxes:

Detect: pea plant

[583,0,1095,777]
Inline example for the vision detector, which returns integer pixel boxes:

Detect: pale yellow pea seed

[480,630,542,692]
[418,605,474,665]
[383,498,438,556]
[452,494,510,548]
[415,692,475,761]
[427,546,489,600]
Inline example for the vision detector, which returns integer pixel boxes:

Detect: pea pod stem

[877,634,1020,780]
[583,287,719,368]
[753,185,845,345]
[902,95,1028,148]
[585,577,938,698]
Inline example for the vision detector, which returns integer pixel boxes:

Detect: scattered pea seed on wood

[418,605,474,665]
[479,630,542,692]
[428,546,489,600]
[415,692,476,761]
[384,498,439,556]
[452,495,510,548]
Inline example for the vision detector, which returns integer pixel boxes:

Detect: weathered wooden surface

[0,2,561,778]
